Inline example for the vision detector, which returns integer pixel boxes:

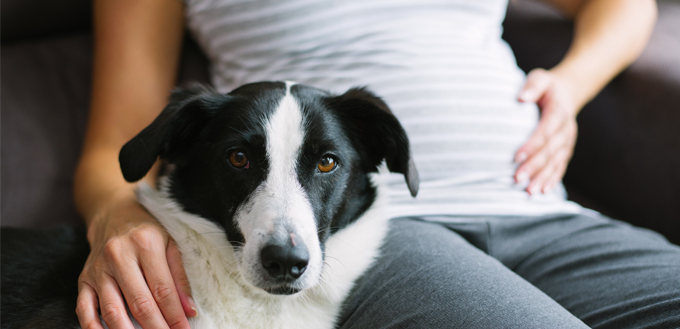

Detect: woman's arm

[73,0,194,328]
[513,0,657,194]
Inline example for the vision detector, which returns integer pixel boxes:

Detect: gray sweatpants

[337,213,680,328]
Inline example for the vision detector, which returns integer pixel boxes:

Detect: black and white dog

[1,81,418,329]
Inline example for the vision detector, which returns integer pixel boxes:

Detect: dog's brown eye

[229,150,249,169]
[318,156,336,173]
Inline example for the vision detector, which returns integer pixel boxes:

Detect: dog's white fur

[133,175,388,329]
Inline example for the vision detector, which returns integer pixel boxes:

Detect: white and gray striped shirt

[184,0,584,218]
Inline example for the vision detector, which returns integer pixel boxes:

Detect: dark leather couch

[2,0,679,245]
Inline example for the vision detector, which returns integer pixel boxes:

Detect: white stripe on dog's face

[235,82,322,290]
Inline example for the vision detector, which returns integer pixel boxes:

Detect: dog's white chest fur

[132,181,389,329]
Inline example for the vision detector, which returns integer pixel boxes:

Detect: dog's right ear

[119,84,225,182]
[326,87,419,197]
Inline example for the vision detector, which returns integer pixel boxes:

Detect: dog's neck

[136,177,389,329]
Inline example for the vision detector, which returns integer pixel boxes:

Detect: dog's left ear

[327,87,419,197]
[119,84,224,182]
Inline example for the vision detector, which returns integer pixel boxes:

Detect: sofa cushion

[1,34,92,227]
[1,33,210,228]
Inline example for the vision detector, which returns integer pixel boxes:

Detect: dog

[1,81,418,329]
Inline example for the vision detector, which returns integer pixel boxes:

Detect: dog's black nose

[261,243,309,281]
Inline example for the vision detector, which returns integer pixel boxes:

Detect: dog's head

[119,82,418,295]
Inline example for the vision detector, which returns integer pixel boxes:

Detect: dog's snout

[261,243,309,281]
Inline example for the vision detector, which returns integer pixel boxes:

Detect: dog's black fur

[1,226,90,328]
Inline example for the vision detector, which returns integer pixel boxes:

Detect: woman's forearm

[547,0,657,111]
[74,0,185,225]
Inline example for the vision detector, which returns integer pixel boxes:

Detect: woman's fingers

[516,115,575,194]
[76,283,105,329]
[534,117,576,194]
[518,68,552,103]
[97,224,170,329]
[545,160,569,193]
[526,148,569,195]
[136,237,192,329]
[112,259,169,329]
[514,107,558,165]
[167,239,198,318]
[95,274,136,329]
[514,89,564,164]
[104,226,176,329]
[515,103,564,180]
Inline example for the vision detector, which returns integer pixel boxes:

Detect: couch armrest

[502,0,680,245]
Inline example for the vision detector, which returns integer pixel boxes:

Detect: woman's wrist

[546,0,657,115]
[84,186,149,245]
[548,62,592,115]
[74,143,161,228]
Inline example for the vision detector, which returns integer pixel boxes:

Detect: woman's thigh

[486,213,680,329]
[336,217,588,329]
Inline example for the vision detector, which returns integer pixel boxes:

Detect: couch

[2,0,679,245]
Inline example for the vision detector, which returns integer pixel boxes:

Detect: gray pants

[337,213,680,328]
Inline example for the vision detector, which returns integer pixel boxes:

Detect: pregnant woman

[74,0,679,328]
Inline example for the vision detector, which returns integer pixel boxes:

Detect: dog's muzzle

[260,232,310,296]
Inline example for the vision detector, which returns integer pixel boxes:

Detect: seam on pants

[509,220,613,273]
[485,221,493,256]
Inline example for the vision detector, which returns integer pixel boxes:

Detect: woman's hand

[514,68,579,195]
[76,193,197,329]
[514,0,657,195]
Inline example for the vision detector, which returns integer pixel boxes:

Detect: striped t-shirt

[183,0,584,218]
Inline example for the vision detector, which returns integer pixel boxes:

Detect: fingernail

[528,186,539,195]
[519,90,534,102]
[188,296,198,318]
[516,172,529,184]
[515,152,528,163]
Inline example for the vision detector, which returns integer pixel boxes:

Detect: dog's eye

[318,155,336,173]
[229,149,250,169]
